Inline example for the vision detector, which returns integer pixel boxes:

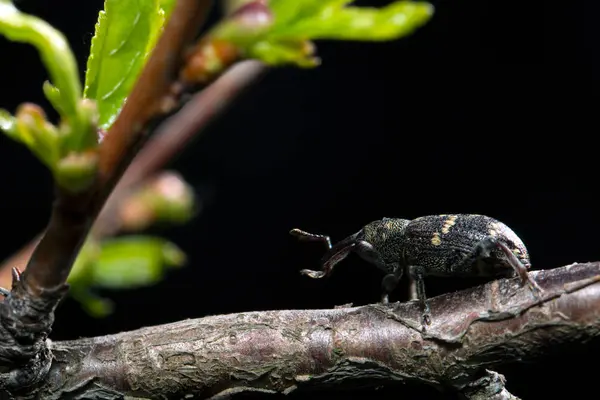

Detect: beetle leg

[353,240,403,303]
[408,265,431,326]
[407,273,418,301]
[354,240,388,268]
[381,269,403,304]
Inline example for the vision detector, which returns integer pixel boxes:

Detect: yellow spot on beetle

[441,215,458,234]
[489,229,498,237]
[431,232,441,246]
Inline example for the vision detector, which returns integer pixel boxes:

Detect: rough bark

[16,262,600,399]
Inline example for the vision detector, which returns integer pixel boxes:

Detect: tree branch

[21,262,600,399]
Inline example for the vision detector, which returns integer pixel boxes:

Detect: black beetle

[290,214,542,325]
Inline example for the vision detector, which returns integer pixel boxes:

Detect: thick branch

[24,262,600,399]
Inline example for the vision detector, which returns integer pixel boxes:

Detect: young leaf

[69,287,114,318]
[211,1,433,68]
[42,81,66,117]
[0,3,100,193]
[272,2,434,41]
[249,40,319,67]
[159,0,176,20]
[13,103,61,168]
[83,0,164,130]
[90,236,186,290]
[68,238,101,286]
[268,0,349,29]
[0,1,81,118]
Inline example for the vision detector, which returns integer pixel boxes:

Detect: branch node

[0,282,67,388]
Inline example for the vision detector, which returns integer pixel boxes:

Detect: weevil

[290,214,542,326]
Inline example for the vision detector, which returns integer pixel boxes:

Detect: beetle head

[482,222,531,279]
[495,222,531,269]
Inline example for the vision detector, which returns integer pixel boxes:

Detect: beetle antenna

[289,228,332,249]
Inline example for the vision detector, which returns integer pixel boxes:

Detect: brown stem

[17,262,600,399]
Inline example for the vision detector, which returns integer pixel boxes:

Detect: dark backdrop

[0,0,597,398]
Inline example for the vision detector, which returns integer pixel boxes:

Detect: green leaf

[68,239,101,285]
[13,103,61,168]
[249,40,319,67]
[270,1,434,41]
[70,287,114,318]
[0,2,100,193]
[211,1,433,69]
[145,8,165,57]
[269,0,349,29]
[83,0,164,130]
[42,81,65,117]
[67,235,185,317]
[90,236,186,289]
[0,1,81,118]
[159,0,176,20]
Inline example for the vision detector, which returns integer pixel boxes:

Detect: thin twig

[26,262,600,399]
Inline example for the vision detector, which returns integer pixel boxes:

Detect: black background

[0,0,598,398]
